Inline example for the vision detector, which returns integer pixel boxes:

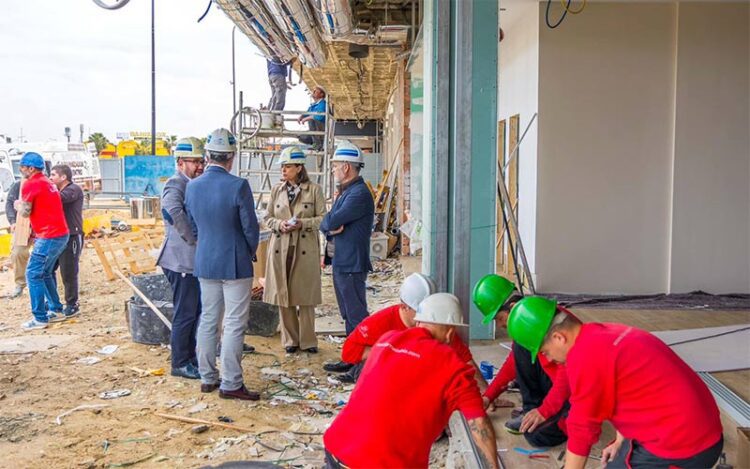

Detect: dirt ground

[0,230,442,469]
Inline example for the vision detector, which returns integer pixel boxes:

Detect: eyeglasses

[183,159,205,165]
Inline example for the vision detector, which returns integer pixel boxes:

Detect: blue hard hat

[20,152,44,169]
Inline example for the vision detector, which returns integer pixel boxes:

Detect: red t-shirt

[324,327,486,468]
[21,173,68,239]
[565,323,722,459]
[341,304,474,364]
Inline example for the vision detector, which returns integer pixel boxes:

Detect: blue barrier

[123,156,175,196]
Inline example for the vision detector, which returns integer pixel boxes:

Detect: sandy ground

[0,234,444,469]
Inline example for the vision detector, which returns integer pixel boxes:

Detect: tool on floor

[514,447,548,456]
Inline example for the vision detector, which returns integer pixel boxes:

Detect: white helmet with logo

[205,128,237,154]
[414,293,468,327]
[400,273,437,311]
[278,146,306,166]
[331,141,364,167]
[173,137,204,159]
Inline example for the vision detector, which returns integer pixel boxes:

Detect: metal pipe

[151,0,156,156]
[263,0,327,68]
[232,26,237,117]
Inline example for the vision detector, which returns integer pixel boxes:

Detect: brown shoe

[201,382,219,393]
[219,385,260,401]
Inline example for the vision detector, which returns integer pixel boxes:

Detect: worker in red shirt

[332,273,485,390]
[473,274,570,448]
[16,153,70,331]
[507,296,724,469]
[324,293,499,468]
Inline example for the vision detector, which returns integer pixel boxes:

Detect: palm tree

[166,135,177,152]
[87,132,111,153]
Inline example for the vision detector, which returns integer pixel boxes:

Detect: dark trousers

[608,436,723,469]
[513,342,569,447]
[324,449,346,469]
[299,119,325,150]
[333,270,369,336]
[347,362,365,382]
[53,234,83,306]
[163,268,202,369]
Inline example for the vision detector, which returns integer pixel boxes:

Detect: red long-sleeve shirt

[565,323,722,459]
[484,307,576,421]
[324,327,486,468]
[341,304,474,364]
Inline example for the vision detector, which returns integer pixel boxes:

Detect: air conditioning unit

[370,232,389,260]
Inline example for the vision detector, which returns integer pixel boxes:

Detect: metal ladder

[231,92,335,210]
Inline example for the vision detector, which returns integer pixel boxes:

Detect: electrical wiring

[560,0,586,15]
[197,0,212,23]
[666,325,750,347]
[545,0,571,29]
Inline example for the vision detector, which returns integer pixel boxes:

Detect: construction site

[1,0,749,468]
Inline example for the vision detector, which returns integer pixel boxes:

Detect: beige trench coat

[263,181,326,307]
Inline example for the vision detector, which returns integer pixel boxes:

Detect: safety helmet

[205,128,237,153]
[19,152,44,170]
[313,85,327,96]
[507,296,558,363]
[331,141,364,166]
[400,273,437,311]
[278,146,306,166]
[414,293,468,327]
[173,137,204,159]
[472,274,517,325]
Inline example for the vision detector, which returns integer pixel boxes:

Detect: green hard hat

[507,296,558,363]
[472,274,516,325]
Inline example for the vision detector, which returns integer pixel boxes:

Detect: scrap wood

[115,270,172,331]
[56,404,110,425]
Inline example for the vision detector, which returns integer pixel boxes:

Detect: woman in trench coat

[263,146,326,353]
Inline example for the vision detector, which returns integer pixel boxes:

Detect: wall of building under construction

[498,1,750,294]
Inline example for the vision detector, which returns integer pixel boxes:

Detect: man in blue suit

[185,128,260,401]
[320,141,375,373]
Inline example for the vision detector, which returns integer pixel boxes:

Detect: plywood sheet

[653,324,750,372]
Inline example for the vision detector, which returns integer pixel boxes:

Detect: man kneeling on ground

[323,293,499,468]
[326,273,487,393]
[508,296,723,469]
[473,274,571,448]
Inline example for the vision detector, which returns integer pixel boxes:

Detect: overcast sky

[0,0,310,143]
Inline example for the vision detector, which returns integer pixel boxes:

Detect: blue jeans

[27,235,69,322]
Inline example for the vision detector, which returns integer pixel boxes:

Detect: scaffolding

[231,93,335,210]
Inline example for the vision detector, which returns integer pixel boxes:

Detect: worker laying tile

[323,293,499,468]
[507,296,724,469]
[327,273,488,393]
[473,274,571,448]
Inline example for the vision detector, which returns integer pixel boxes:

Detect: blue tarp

[123,156,175,196]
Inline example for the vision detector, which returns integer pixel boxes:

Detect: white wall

[669,2,750,293]
[497,0,541,283]
[536,3,678,293]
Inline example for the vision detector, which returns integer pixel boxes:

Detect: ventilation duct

[315,0,354,40]
[214,0,296,62]
[263,0,327,68]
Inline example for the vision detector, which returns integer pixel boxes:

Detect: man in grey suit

[185,128,261,400]
[157,138,205,380]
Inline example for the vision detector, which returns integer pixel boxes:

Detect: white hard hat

[400,273,436,311]
[314,85,327,96]
[279,146,306,165]
[331,141,364,165]
[173,137,204,159]
[205,128,237,153]
[414,293,468,327]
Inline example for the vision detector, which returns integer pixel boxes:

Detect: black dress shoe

[323,361,353,373]
[285,346,299,354]
[201,382,219,393]
[242,343,255,354]
[303,347,318,354]
[219,385,261,401]
[338,372,355,384]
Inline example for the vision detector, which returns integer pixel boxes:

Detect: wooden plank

[91,239,115,281]
[14,178,31,247]
[496,120,506,273]
[505,115,520,282]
